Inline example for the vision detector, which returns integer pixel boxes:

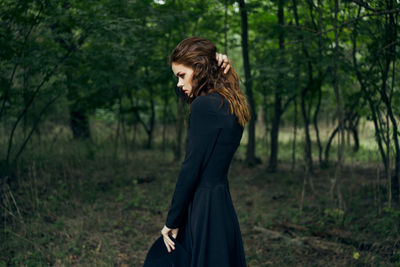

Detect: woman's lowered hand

[161,225,179,253]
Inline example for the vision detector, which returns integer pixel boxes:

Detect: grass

[1,125,400,266]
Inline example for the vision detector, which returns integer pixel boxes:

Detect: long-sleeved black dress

[143,92,246,267]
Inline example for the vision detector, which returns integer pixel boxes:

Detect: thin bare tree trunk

[238,0,258,166]
[114,94,122,159]
[330,0,345,210]
[292,0,313,173]
[313,86,323,167]
[224,0,228,54]
[262,87,269,161]
[162,93,168,153]
[291,96,298,172]
[380,0,399,203]
[267,0,285,172]
[144,67,155,149]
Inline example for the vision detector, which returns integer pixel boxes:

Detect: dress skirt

[144,180,246,267]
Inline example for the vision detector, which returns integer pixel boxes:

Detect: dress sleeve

[165,96,222,229]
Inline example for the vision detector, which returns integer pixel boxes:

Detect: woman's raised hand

[216,52,231,74]
[161,225,179,253]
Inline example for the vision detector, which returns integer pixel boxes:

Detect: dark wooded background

[1,0,400,265]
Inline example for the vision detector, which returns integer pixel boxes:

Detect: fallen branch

[253,226,352,255]
[273,221,400,256]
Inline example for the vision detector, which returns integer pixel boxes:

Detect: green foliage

[1,0,399,172]
[1,0,400,265]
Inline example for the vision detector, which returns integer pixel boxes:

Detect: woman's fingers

[216,53,231,74]
[217,53,229,67]
[163,235,175,252]
[163,237,171,252]
[216,52,223,66]
[165,235,175,250]
[224,64,231,74]
[221,54,229,66]
[162,234,175,252]
[161,225,176,253]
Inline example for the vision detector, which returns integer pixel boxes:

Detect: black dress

[144,92,246,267]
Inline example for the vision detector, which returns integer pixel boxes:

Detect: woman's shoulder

[190,93,220,112]
[190,92,222,113]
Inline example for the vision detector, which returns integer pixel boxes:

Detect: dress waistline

[196,178,229,189]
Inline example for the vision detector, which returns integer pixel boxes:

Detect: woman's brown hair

[170,37,251,128]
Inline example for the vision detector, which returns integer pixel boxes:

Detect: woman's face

[171,63,194,96]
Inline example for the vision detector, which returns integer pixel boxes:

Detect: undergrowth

[0,136,399,266]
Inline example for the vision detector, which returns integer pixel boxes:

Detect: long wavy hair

[170,37,251,128]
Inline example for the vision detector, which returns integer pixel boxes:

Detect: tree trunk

[351,126,360,152]
[145,67,155,149]
[292,0,313,173]
[351,19,388,175]
[268,97,282,171]
[162,90,168,152]
[291,96,298,172]
[224,0,228,54]
[69,108,91,139]
[267,0,285,172]
[330,0,345,210]
[238,0,259,166]
[67,71,90,139]
[313,84,323,167]
[262,87,270,161]
[379,0,399,203]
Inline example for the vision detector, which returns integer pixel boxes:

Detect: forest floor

[1,143,400,266]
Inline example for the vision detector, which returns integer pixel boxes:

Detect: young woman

[144,37,250,267]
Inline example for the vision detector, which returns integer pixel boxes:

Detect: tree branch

[284,8,400,46]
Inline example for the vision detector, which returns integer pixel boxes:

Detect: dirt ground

[1,148,399,266]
